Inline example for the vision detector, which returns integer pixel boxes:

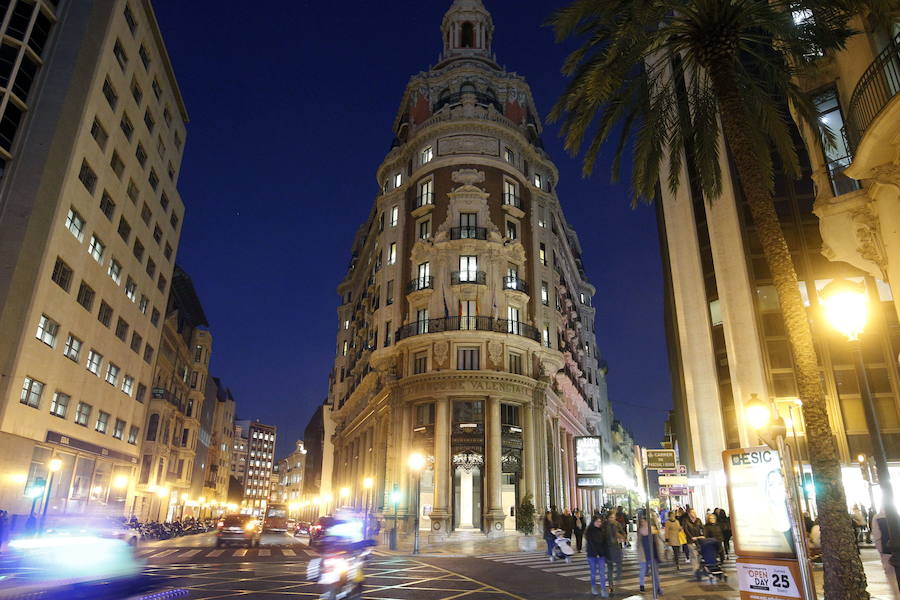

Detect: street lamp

[38,458,62,532]
[745,394,815,600]
[339,487,350,505]
[362,477,374,539]
[821,278,900,579]
[408,452,425,555]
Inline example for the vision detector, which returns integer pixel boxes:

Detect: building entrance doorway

[452,451,483,531]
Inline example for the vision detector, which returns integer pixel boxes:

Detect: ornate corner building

[322,0,613,539]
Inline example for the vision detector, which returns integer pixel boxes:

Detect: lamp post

[745,394,816,600]
[408,453,425,554]
[38,458,62,532]
[784,398,813,517]
[362,477,373,538]
[821,278,900,579]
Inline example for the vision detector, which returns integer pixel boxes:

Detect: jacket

[705,522,724,542]
[585,524,609,558]
[683,517,705,541]
[605,520,623,561]
[664,518,683,547]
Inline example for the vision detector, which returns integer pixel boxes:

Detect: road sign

[667,485,690,496]
[644,449,677,470]
[658,475,689,486]
[659,487,670,497]
[658,464,687,476]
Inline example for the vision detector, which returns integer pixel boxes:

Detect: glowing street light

[112,475,129,489]
[40,457,64,532]
[822,278,900,581]
[745,395,772,431]
[339,487,350,500]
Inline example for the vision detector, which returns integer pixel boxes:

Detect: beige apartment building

[202,378,235,508]
[273,440,306,508]
[134,265,210,521]
[234,420,276,515]
[657,15,899,511]
[322,0,619,540]
[0,0,188,519]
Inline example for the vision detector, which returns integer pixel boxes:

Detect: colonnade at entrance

[329,374,605,541]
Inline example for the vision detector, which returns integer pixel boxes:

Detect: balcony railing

[395,316,541,342]
[451,270,486,285]
[846,31,900,152]
[414,192,434,208]
[503,276,528,293]
[450,226,487,240]
[407,276,434,293]
[825,153,861,196]
[502,193,521,208]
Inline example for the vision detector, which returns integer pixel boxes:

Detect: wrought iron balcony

[395,316,541,342]
[502,193,521,208]
[407,276,434,293]
[450,226,487,240]
[503,276,528,293]
[414,192,434,208]
[451,270,486,285]
[846,31,900,152]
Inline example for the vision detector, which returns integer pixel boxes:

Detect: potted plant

[516,494,537,551]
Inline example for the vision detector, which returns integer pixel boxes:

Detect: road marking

[233,549,248,557]
[207,549,225,557]
[281,549,296,556]
[258,549,270,557]
[180,549,202,558]
[149,549,180,558]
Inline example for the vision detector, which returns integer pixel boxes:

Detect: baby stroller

[696,538,727,583]
[550,528,575,563]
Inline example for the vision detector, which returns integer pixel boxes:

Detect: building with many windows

[232,419,276,514]
[200,377,235,507]
[0,0,188,518]
[322,0,613,540]
[656,16,899,511]
[135,265,210,521]
[273,440,306,507]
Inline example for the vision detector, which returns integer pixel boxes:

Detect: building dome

[440,0,495,65]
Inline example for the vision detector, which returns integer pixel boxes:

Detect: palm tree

[547,1,893,598]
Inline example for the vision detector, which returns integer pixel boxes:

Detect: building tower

[0,1,188,518]
[323,0,610,539]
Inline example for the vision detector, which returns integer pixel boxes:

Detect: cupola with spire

[439,0,496,65]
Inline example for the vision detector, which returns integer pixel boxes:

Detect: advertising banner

[736,558,803,600]
[723,447,796,559]
[575,436,602,477]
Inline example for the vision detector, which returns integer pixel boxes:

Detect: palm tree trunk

[707,64,868,600]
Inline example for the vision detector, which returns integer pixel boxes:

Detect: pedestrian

[851,504,866,544]
[867,505,876,544]
[704,512,725,563]
[573,508,585,552]
[664,512,684,570]
[604,513,624,591]
[682,508,705,562]
[542,511,556,560]
[872,509,900,599]
[562,508,575,540]
[636,514,662,595]
[585,515,609,597]
[714,508,732,557]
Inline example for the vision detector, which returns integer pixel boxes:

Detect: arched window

[146,413,159,441]
[461,22,475,48]
[460,82,476,94]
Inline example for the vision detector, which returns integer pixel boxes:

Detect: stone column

[399,402,412,531]
[522,400,536,501]
[429,397,451,541]
[484,395,506,536]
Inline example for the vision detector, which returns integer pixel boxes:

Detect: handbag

[677,530,687,545]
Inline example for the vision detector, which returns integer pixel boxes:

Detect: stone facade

[322,0,616,540]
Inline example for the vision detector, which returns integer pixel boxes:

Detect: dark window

[113,39,128,70]
[115,317,128,341]
[98,301,113,327]
[120,113,134,139]
[164,243,172,261]
[130,332,142,353]
[100,192,115,220]
[131,77,143,105]
[29,10,52,56]
[110,151,124,178]
[509,353,523,375]
[460,22,475,48]
[139,44,150,69]
[170,212,179,230]
[7,1,33,41]
[12,53,37,100]
[143,109,154,132]
[141,203,152,224]
[135,142,147,166]
[157,274,166,293]
[0,44,17,88]
[124,4,137,35]
[148,169,158,190]
[117,217,131,242]
[127,179,139,203]
[160,192,169,210]
[136,383,147,403]
[153,225,162,244]
[133,237,144,261]
[143,344,154,363]
[457,347,479,370]
[0,101,22,150]
[51,257,73,292]
[146,413,159,441]
[76,281,95,310]
[102,78,118,109]
[501,403,520,426]
[78,160,97,193]
[146,257,156,278]
[414,352,427,375]
[150,308,160,326]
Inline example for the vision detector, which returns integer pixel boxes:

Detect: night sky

[151,1,671,456]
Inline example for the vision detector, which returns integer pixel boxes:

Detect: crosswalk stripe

[149,549,180,558]
[282,549,296,556]
[207,549,225,557]
[180,549,202,558]
[258,549,270,557]
[233,549,248,557]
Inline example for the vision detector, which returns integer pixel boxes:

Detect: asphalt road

[137,531,307,564]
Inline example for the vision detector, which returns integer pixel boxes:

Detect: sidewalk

[376,531,898,599]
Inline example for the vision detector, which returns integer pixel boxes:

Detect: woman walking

[715,508,732,557]
[705,512,725,563]
[542,511,556,560]
[664,511,684,570]
[585,515,609,597]
[573,509,586,552]
[637,513,662,595]
[604,512,624,591]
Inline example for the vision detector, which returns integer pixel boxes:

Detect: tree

[546,1,893,597]
[516,493,537,535]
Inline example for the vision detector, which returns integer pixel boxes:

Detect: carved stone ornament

[451,168,485,187]
[488,341,503,369]
[433,341,449,368]
[850,205,888,278]
[452,451,484,472]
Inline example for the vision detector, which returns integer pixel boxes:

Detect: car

[215,514,262,548]
[286,519,297,533]
[295,521,311,536]
[308,516,336,549]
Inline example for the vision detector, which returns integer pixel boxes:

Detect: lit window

[541,282,549,306]
[63,334,82,361]
[342,340,348,356]
[393,173,402,188]
[88,235,105,263]
[95,410,110,433]
[390,206,399,227]
[421,146,433,164]
[65,208,86,241]
[125,277,137,301]
[35,315,59,347]
[388,242,397,265]
[20,377,44,408]
[533,173,542,188]
[50,392,69,418]
[122,374,134,395]
[505,147,514,163]
[539,243,546,266]
[113,418,126,439]
[75,402,92,426]
[128,426,139,444]
[108,258,122,284]
[86,350,103,375]
[105,363,120,386]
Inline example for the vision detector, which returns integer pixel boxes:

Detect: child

[550,528,575,563]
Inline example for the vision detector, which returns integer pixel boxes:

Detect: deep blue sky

[152,1,671,456]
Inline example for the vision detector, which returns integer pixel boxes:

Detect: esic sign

[730,450,776,466]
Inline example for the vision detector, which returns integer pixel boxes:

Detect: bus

[263,503,289,532]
